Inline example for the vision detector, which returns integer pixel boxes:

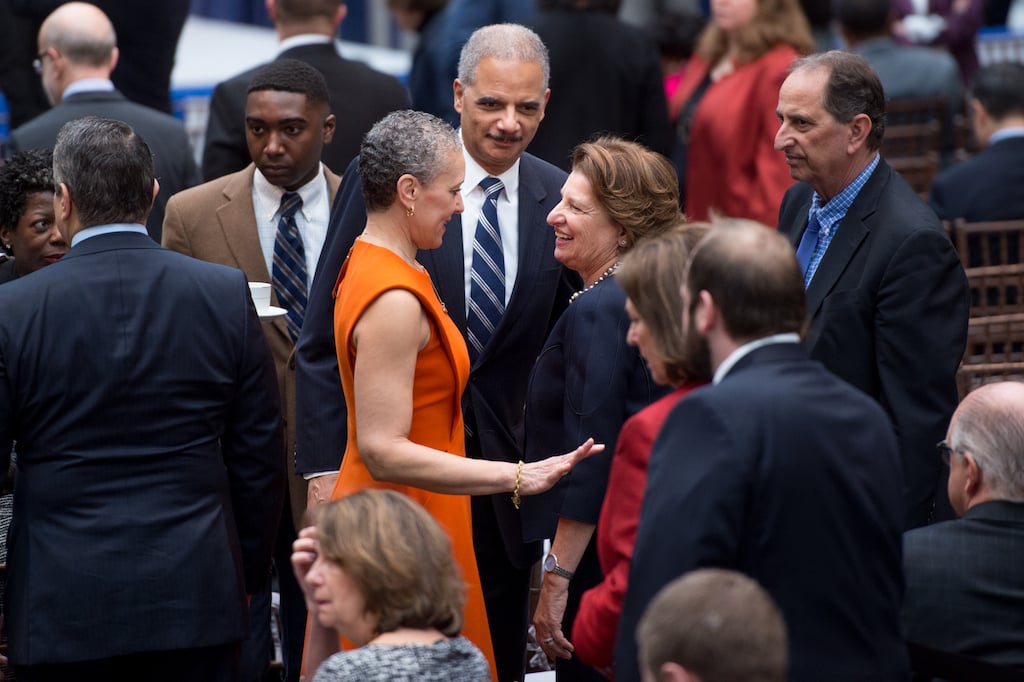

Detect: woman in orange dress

[294,110,601,682]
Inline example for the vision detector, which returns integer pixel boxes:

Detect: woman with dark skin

[0,149,68,282]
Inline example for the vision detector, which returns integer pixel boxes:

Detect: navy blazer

[903,500,1024,667]
[614,343,909,682]
[293,152,572,565]
[778,158,969,528]
[930,136,1024,222]
[201,42,410,181]
[8,90,200,242]
[0,232,285,665]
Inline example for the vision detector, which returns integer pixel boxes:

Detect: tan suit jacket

[162,163,342,528]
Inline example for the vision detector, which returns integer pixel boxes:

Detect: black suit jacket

[0,231,285,665]
[903,500,1024,668]
[615,343,909,682]
[201,42,410,181]
[526,9,672,171]
[929,136,1024,222]
[8,90,200,242]
[778,159,969,528]
[293,152,572,565]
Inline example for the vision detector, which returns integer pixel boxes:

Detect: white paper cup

[248,282,271,314]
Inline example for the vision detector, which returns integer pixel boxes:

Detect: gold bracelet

[512,460,524,509]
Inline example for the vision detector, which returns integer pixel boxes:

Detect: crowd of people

[0,0,1022,681]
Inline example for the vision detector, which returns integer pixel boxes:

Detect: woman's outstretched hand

[520,438,604,496]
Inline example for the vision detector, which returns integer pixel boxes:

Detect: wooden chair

[949,218,1024,270]
[957,312,1024,397]
[965,264,1024,317]
[882,122,941,198]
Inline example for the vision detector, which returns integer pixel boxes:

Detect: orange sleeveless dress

[330,239,497,680]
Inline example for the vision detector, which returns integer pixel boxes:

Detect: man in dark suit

[614,219,908,682]
[903,381,1024,668]
[294,24,573,682]
[930,62,1024,223]
[0,116,284,681]
[164,59,341,682]
[202,0,410,181]
[527,0,673,171]
[775,51,968,528]
[7,2,199,244]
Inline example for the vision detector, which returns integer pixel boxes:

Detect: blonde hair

[696,0,814,66]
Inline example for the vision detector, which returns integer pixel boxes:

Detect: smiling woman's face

[2,190,67,277]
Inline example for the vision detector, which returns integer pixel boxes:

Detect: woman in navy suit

[522,136,683,681]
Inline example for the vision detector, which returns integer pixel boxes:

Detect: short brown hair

[638,569,787,682]
[276,0,343,22]
[696,0,813,66]
[315,490,466,636]
[791,51,886,150]
[570,136,683,254]
[686,218,805,343]
[618,222,710,385]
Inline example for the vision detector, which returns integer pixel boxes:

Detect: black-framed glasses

[32,49,51,75]
[937,440,962,466]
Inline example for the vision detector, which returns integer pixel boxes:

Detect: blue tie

[795,210,821,288]
[467,177,505,363]
[272,191,306,342]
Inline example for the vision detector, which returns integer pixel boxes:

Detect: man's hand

[306,473,338,508]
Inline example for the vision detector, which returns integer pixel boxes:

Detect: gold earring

[619,239,627,247]
[406,205,415,217]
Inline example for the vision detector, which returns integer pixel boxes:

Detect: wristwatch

[543,552,575,580]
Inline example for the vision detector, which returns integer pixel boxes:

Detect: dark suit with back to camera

[294,152,573,682]
[930,135,1024,222]
[615,342,909,682]
[8,89,200,242]
[0,230,285,678]
[202,41,410,181]
[903,500,1024,668]
[778,158,969,528]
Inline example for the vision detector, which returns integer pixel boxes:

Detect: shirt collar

[713,333,801,384]
[810,153,880,231]
[71,223,148,247]
[62,78,115,99]
[253,164,327,223]
[989,127,1024,146]
[277,34,333,56]
[459,129,521,199]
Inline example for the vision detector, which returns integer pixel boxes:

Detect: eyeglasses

[32,49,51,75]
[937,440,963,466]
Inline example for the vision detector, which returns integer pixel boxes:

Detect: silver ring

[543,636,555,644]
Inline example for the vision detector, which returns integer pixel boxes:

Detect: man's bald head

[39,2,117,69]
[948,381,1024,504]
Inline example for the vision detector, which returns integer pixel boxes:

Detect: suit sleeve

[876,227,967,527]
[222,271,286,593]
[573,413,654,669]
[202,80,251,182]
[555,286,657,525]
[293,157,366,474]
[614,396,748,682]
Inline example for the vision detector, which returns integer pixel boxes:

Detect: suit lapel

[424,215,468,333]
[805,162,887,316]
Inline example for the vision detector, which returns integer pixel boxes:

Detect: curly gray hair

[359,110,461,212]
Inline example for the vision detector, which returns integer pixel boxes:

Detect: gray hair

[54,117,155,228]
[948,381,1024,501]
[359,110,461,212]
[40,3,117,68]
[457,24,550,89]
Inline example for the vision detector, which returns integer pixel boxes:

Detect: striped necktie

[272,191,306,342]
[467,177,505,363]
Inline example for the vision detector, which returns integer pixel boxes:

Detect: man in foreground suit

[7,2,199,242]
[294,24,573,681]
[0,116,284,681]
[164,59,341,682]
[930,62,1024,223]
[775,51,968,528]
[615,219,908,682]
[202,0,409,181]
[903,381,1024,668]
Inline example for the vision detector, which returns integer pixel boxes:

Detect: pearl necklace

[569,261,621,304]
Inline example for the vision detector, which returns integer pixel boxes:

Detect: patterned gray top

[312,636,491,682]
